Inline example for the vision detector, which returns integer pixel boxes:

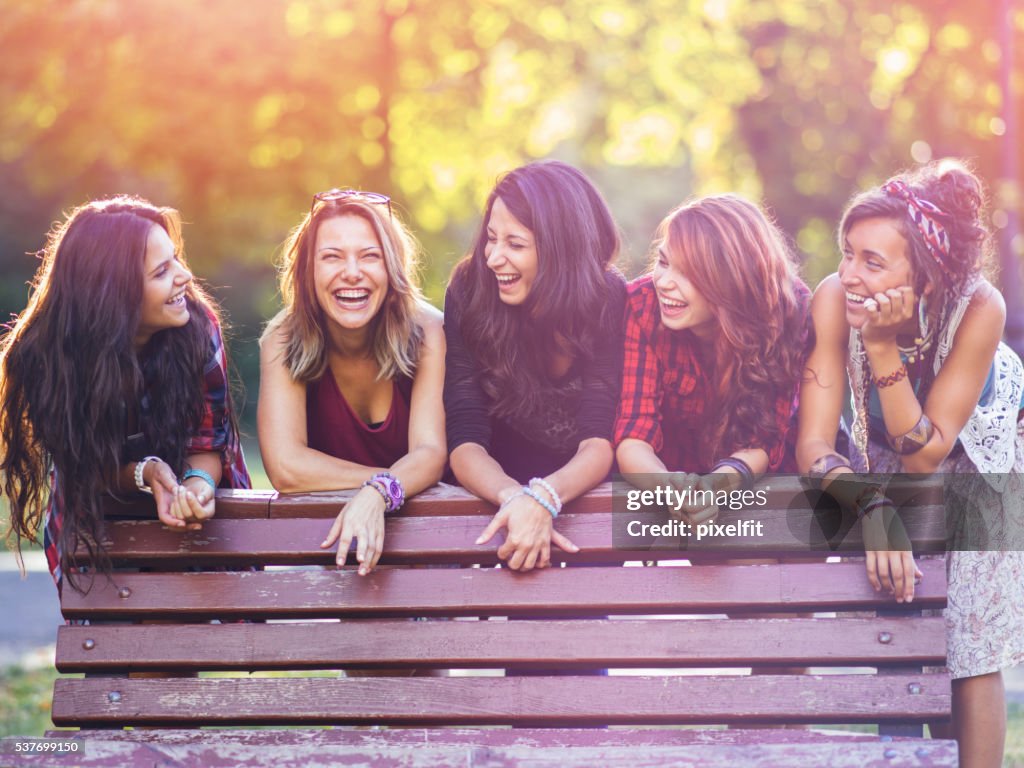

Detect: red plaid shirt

[44,308,249,587]
[614,276,807,472]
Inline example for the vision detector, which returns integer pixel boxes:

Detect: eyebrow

[487,227,528,243]
[656,248,668,260]
[843,238,887,263]
[317,245,381,253]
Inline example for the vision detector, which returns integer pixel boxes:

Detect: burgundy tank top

[306,372,413,467]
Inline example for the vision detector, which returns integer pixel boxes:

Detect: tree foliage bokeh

[1,0,1022,432]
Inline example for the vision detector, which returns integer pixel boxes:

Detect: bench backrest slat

[60,559,947,621]
[51,674,951,728]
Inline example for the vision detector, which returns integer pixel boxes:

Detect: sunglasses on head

[310,188,392,220]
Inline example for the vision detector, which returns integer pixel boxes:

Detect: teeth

[335,289,370,300]
[495,274,519,284]
[846,292,867,304]
[167,291,186,305]
[660,298,687,308]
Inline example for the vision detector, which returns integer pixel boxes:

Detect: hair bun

[921,158,983,225]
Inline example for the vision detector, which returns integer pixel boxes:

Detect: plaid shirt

[44,308,250,587]
[614,275,807,473]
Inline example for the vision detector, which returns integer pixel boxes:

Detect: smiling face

[839,217,918,330]
[313,213,389,340]
[651,240,716,339]
[484,196,539,306]
[135,224,192,348]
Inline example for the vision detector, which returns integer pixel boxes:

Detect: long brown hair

[659,194,809,461]
[449,160,623,418]
[262,198,426,383]
[1,196,239,592]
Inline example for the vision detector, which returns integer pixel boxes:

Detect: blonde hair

[262,198,425,382]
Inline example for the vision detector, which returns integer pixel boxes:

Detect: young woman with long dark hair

[258,190,446,575]
[616,194,810,506]
[444,160,626,571]
[1,196,249,594]
[797,160,1024,766]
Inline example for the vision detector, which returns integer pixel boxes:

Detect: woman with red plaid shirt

[1,196,249,594]
[615,195,810,512]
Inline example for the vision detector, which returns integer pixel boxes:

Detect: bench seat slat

[11,737,960,767]
[84,511,949,566]
[60,560,947,621]
[55,617,946,672]
[51,674,951,727]
[47,726,945,747]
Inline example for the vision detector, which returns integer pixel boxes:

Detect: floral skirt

[851,431,1024,679]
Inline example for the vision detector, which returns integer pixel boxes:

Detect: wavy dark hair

[449,160,622,418]
[838,158,993,409]
[658,194,810,462]
[0,196,238,592]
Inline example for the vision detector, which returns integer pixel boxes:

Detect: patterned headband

[881,179,951,276]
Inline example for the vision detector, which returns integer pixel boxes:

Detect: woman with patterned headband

[797,160,1024,765]
[258,190,446,575]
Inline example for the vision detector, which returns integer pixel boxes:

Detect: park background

[1,0,1023,757]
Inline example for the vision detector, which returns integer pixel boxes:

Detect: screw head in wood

[82,639,95,650]
[877,631,892,644]
[118,587,131,599]
[107,691,122,703]
[907,682,922,695]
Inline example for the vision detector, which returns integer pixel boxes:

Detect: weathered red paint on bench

[44,483,956,767]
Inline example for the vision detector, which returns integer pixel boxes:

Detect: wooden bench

[34,478,957,766]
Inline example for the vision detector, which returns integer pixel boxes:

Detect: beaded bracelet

[522,486,559,518]
[134,456,160,495]
[528,477,562,515]
[874,363,908,389]
[363,471,405,515]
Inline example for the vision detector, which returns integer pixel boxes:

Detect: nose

[342,254,361,281]
[176,262,193,285]
[485,242,506,269]
[654,267,675,293]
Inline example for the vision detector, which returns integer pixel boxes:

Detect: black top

[443,271,627,483]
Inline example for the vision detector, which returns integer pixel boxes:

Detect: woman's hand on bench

[321,486,387,575]
[477,491,579,572]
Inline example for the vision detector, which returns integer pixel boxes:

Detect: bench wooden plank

[55,616,945,672]
[51,674,951,727]
[4,737,960,767]
[47,727,943,747]
[265,477,944,519]
[60,560,947,621]
[101,489,273,521]
[82,507,948,567]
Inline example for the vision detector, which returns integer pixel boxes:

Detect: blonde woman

[259,190,446,575]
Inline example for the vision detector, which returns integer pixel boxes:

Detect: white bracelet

[134,456,160,495]
[528,477,562,514]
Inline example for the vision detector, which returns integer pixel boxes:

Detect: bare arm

[796,273,851,475]
[869,282,1004,474]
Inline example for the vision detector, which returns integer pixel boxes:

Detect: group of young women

[2,158,1022,764]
